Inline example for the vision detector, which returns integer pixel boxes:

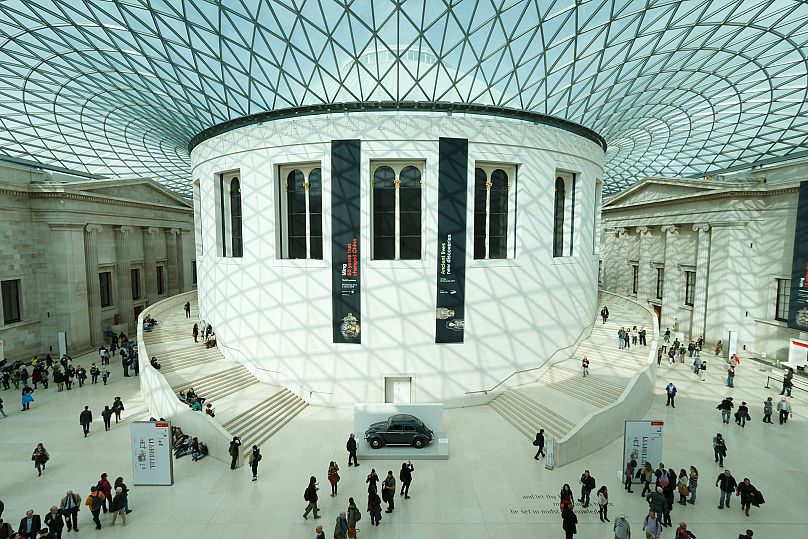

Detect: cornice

[602,186,799,214]
[0,186,193,213]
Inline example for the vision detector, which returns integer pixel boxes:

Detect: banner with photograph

[788,181,808,331]
[623,420,664,482]
[131,421,173,486]
[435,137,469,343]
[331,139,362,344]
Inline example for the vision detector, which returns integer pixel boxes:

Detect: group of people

[78,397,126,437]
[617,324,648,350]
[172,427,209,461]
[0,468,132,538]
[717,395,792,427]
[177,388,215,417]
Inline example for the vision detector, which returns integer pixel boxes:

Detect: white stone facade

[599,162,808,361]
[0,162,195,360]
[191,111,604,406]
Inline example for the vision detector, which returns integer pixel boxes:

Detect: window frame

[278,162,324,260]
[775,278,791,322]
[229,177,243,258]
[631,263,639,295]
[156,265,165,296]
[684,270,696,306]
[655,266,664,300]
[99,271,113,308]
[130,268,141,301]
[1,278,22,325]
[191,260,197,285]
[214,170,243,259]
[553,170,577,258]
[370,160,425,261]
[473,163,516,260]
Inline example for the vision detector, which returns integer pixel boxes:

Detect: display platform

[357,437,449,460]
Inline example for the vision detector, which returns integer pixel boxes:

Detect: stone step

[238,394,309,450]
[489,389,575,441]
[221,389,292,432]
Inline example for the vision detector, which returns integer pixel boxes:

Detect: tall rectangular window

[99,271,112,308]
[1,279,21,324]
[684,270,696,306]
[775,278,791,322]
[631,264,639,295]
[656,267,664,299]
[553,171,576,257]
[156,266,165,295]
[192,260,197,285]
[372,162,423,260]
[216,171,243,258]
[598,260,603,284]
[473,165,513,259]
[279,165,323,259]
[130,268,141,301]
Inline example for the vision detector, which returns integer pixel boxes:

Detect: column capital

[85,224,103,233]
[144,227,160,235]
[692,223,710,232]
[169,227,182,236]
[117,225,134,235]
[635,226,652,236]
[615,227,627,236]
[660,224,678,234]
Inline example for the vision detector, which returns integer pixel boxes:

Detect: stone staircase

[221,388,308,450]
[141,299,308,462]
[490,293,654,461]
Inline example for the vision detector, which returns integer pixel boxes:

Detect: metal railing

[764,374,807,395]
[217,342,282,374]
[465,322,594,395]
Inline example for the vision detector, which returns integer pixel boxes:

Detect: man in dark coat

[578,470,595,507]
[79,406,92,437]
[228,436,241,470]
[346,433,359,467]
[18,510,41,539]
[533,429,545,459]
[43,506,64,539]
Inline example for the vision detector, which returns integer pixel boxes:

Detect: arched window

[398,166,422,259]
[371,163,423,260]
[229,177,243,257]
[473,165,513,260]
[552,176,565,257]
[372,165,396,260]
[280,165,323,260]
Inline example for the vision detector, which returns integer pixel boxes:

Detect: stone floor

[0,348,805,538]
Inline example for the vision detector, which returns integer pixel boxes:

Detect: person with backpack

[248,446,261,481]
[533,429,545,459]
[578,470,595,507]
[89,364,100,384]
[97,474,112,513]
[303,476,320,520]
[85,486,104,530]
[346,497,361,537]
[675,522,696,538]
[642,510,662,539]
[229,436,241,470]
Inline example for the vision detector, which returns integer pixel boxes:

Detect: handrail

[303,387,334,398]
[217,342,282,374]
[765,374,807,394]
[465,321,594,395]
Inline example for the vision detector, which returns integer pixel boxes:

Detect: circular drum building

[191,102,605,406]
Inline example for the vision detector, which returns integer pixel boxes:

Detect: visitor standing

[739,530,754,539]
[713,433,727,467]
[382,471,396,513]
[562,503,578,538]
[327,461,340,496]
[367,487,382,526]
[346,498,361,537]
[192,323,199,343]
[715,340,723,357]
[79,406,92,437]
[399,461,414,498]
[676,469,689,505]
[346,433,359,467]
[184,301,191,318]
[248,445,261,481]
[578,470,595,507]
[762,397,773,423]
[597,486,609,522]
[674,522,696,539]
[624,459,636,493]
[780,368,793,396]
[111,397,125,423]
[639,325,647,346]
[601,306,609,324]
[229,436,241,470]
[727,365,736,388]
[665,382,677,408]
[687,466,698,504]
[581,357,590,377]
[21,384,34,411]
[613,514,631,539]
[699,360,707,381]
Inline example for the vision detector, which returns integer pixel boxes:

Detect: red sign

[155,422,168,428]
[650,421,664,426]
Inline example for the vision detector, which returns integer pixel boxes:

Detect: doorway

[133,305,144,321]
[384,376,412,403]
[652,305,661,328]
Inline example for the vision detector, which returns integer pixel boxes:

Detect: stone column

[84,224,103,346]
[165,228,180,296]
[175,230,186,293]
[691,223,711,341]
[142,227,160,305]
[601,227,616,290]
[48,224,91,353]
[115,226,134,333]
[636,226,653,306]
[660,225,679,331]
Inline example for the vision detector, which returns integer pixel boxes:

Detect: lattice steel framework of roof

[0,0,806,197]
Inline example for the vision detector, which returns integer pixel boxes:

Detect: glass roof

[0,0,806,197]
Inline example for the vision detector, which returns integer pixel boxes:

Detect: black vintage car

[364,414,434,449]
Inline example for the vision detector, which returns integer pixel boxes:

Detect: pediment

[70,179,191,208]
[605,179,722,207]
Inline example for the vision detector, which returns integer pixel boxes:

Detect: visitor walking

[32,443,48,477]
[639,462,654,496]
[716,469,737,509]
[713,433,727,467]
[303,476,320,519]
[184,301,191,318]
[101,406,113,431]
[109,487,127,527]
[21,384,34,411]
[328,461,340,496]
[624,459,636,493]
[79,406,92,437]
[734,402,750,428]
[581,357,590,377]
[533,429,545,459]
[762,397,773,423]
[59,491,81,532]
[578,470,595,507]
[780,368,793,396]
[717,397,733,423]
[346,498,361,537]
[601,306,609,324]
[777,397,791,424]
[727,365,736,388]
[642,510,662,539]
[192,323,199,343]
[399,461,414,498]
[715,340,723,356]
[699,360,707,381]
[736,478,761,517]
[43,506,64,539]
[674,522,696,539]
[665,382,677,407]
[85,486,104,530]
[613,513,631,539]
[111,397,125,422]
[597,486,609,522]
[562,503,578,539]
[367,487,382,526]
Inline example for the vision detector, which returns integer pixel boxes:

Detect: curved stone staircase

[490,292,657,465]
[140,294,307,464]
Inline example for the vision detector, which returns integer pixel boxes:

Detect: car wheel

[370,438,384,449]
[412,438,424,449]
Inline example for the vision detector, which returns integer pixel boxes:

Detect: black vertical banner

[435,137,469,343]
[331,139,362,344]
[788,181,808,331]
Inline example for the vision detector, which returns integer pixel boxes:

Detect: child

[102,368,111,385]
